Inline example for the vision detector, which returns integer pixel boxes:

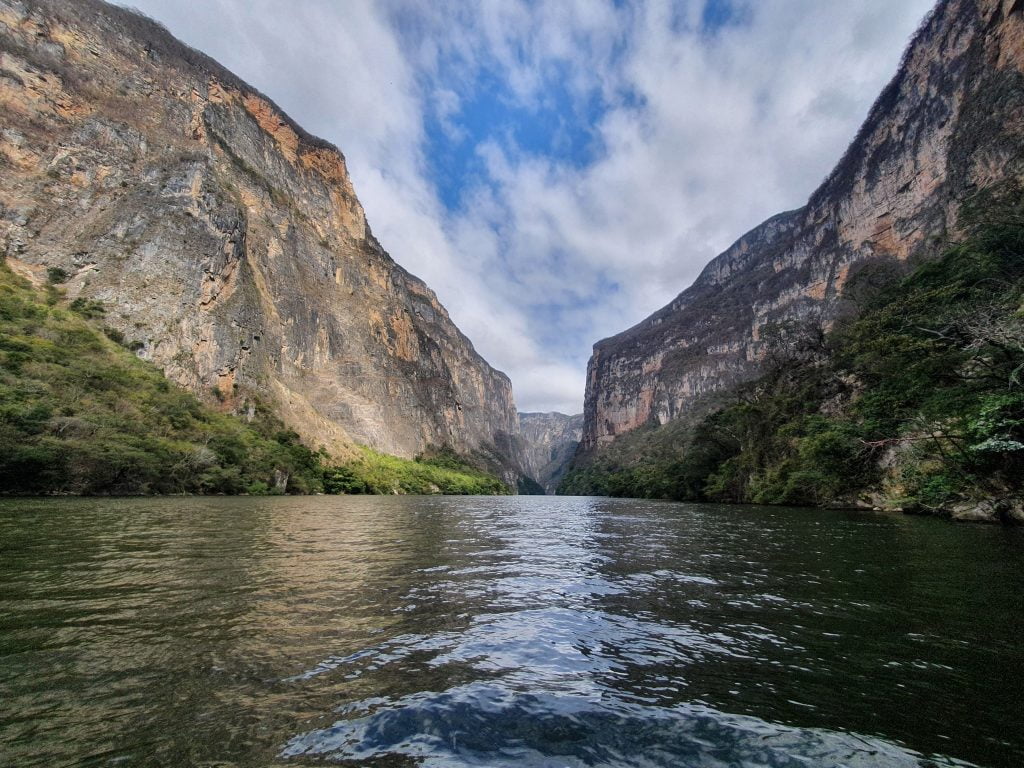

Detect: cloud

[117,0,934,414]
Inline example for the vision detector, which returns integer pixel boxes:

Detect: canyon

[0,0,531,486]
[580,0,1024,455]
[4,0,1023,507]
[518,412,584,494]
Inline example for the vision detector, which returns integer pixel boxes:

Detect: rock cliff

[518,412,584,494]
[0,0,527,481]
[581,0,1024,452]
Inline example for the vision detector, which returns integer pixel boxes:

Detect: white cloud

[116,0,934,414]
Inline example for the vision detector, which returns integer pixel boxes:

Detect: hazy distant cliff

[0,0,527,479]
[518,412,583,494]
[581,0,1024,452]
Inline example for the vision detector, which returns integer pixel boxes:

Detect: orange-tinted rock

[582,0,1024,451]
[0,0,526,482]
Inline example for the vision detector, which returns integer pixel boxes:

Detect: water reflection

[1,496,1022,767]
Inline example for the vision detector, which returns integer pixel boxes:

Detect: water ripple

[282,684,973,767]
[1,495,1022,767]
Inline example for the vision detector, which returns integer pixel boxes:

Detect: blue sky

[422,65,606,211]
[117,0,934,414]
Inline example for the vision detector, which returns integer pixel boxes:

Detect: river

[1,496,1022,767]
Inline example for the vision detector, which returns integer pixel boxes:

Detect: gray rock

[0,0,528,482]
[581,0,1024,456]
[518,412,584,494]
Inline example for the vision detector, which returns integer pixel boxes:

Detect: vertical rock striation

[581,0,1024,453]
[518,412,584,494]
[0,0,527,480]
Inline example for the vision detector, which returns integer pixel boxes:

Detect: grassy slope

[0,262,508,496]
[561,187,1024,516]
[325,446,509,496]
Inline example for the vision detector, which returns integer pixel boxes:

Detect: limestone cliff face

[0,0,526,477]
[582,0,1024,452]
[518,412,584,494]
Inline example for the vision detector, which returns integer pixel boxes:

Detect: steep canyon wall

[582,0,1024,452]
[0,0,527,480]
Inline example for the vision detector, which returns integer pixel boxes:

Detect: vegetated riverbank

[0,260,508,496]
[562,186,1024,523]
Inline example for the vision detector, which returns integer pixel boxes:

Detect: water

[1,497,1022,768]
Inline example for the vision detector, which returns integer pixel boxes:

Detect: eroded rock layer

[582,0,1024,451]
[0,0,525,477]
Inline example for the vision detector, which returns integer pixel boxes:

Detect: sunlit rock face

[581,0,1024,452]
[0,0,526,477]
[518,412,584,494]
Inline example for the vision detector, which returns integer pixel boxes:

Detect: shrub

[46,267,69,284]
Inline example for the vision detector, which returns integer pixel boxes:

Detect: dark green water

[1,497,1022,767]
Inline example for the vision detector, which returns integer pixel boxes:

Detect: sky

[116,0,935,414]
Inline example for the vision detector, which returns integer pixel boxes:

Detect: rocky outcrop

[0,0,527,481]
[518,412,584,494]
[581,0,1024,452]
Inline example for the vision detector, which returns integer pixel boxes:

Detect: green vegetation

[0,260,325,495]
[45,267,68,285]
[517,474,546,495]
[0,261,508,496]
[324,445,509,496]
[561,186,1024,517]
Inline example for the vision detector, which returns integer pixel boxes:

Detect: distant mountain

[519,412,584,494]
